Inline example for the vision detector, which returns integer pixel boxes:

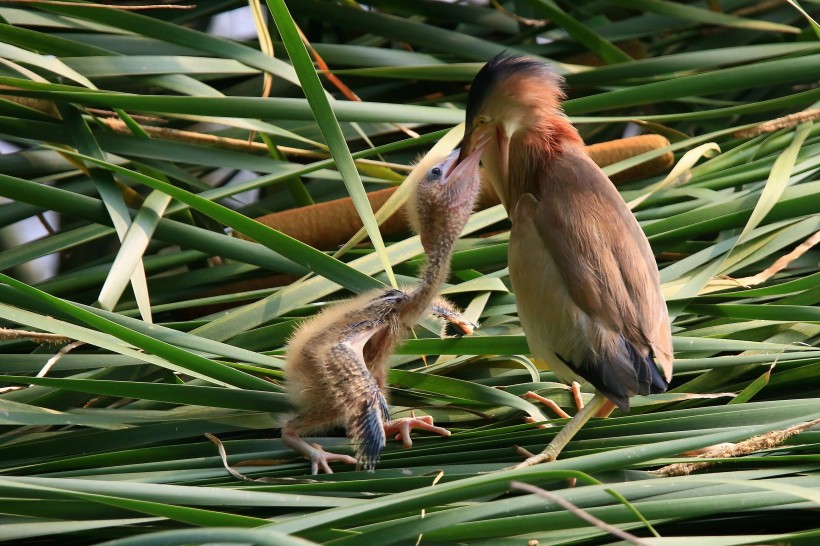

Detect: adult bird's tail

[584,340,669,412]
[350,383,390,471]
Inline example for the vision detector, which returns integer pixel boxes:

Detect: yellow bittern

[458,54,673,467]
[282,145,485,474]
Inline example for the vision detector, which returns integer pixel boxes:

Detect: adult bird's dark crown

[459,53,564,164]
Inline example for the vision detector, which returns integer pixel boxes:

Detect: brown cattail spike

[245,134,673,249]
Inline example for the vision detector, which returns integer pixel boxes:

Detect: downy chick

[282,143,487,474]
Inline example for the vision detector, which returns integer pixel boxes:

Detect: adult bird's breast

[509,192,602,386]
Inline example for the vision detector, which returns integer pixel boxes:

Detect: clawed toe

[307,443,357,474]
[523,391,572,419]
[514,451,556,469]
[282,428,357,475]
[523,415,551,429]
[502,446,558,470]
[384,416,451,448]
[454,319,477,335]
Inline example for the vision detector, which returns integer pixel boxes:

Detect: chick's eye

[430,167,442,177]
[476,116,490,126]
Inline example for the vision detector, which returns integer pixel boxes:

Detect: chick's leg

[281,420,356,475]
[384,412,451,448]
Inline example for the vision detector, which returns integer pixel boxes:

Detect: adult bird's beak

[438,138,488,208]
[459,123,509,195]
[457,124,484,164]
[445,136,488,182]
[492,123,510,190]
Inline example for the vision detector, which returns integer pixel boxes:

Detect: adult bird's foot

[509,393,614,470]
[523,391,572,419]
[384,415,451,448]
[515,450,557,468]
[509,445,559,469]
[522,381,584,420]
[303,443,357,475]
[523,415,551,429]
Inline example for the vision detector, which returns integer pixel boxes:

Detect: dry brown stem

[489,0,548,26]
[205,433,318,484]
[706,230,820,292]
[733,0,787,17]
[0,94,59,117]
[0,338,82,394]
[298,23,418,138]
[101,118,410,170]
[655,418,820,477]
[38,340,84,378]
[733,230,820,286]
[510,481,652,546]
[0,328,71,345]
[734,110,820,138]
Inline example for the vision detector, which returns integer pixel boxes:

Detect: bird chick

[282,144,486,474]
[459,54,673,467]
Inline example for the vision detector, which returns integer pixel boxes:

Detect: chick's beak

[446,137,488,183]
[437,139,488,209]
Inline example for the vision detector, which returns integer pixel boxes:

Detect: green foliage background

[0,1,818,544]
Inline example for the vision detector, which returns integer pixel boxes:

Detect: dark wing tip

[602,345,669,412]
[627,344,670,396]
[352,389,389,471]
[564,341,669,413]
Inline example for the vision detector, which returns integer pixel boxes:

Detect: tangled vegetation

[0,1,818,544]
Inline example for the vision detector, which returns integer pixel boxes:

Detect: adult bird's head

[457,54,573,208]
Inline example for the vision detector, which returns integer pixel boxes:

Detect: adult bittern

[282,145,485,474]
[459,54,673,467]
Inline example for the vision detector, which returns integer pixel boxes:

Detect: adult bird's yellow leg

[514,392,611,468]
[570,382,584,411]
[523,381,586,420]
